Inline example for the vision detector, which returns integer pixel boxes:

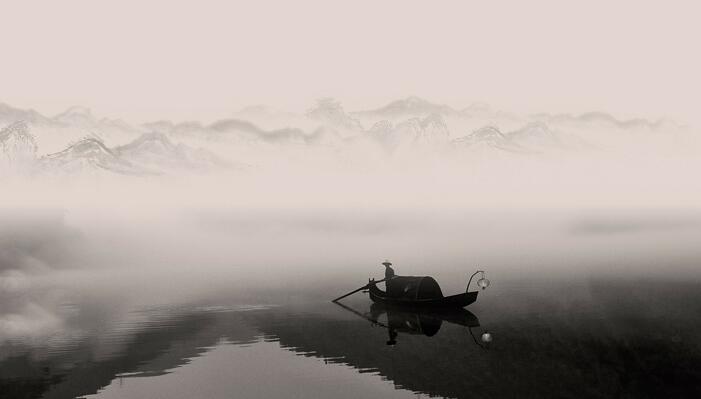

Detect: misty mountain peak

[388,96,435,110]
[53,106,100,129]
[373,113,451,150]
[143,120,176,133]
[452,125,521,152]
[118,132,176,153]
[115,131,230,172]
[0,103,53,126]
[0,121,38,165]
[420,113,448,130]
[1,120,32,141]
[0,102,25,116]
[40,136,148,175]
[307,98,363,130]
[462,102,495,118]
[395,114,449,138]
[56,106,93,119]
[511,121,555,138]
[359,97,457,119]
[63,136,114,156]
[399,96,433,107]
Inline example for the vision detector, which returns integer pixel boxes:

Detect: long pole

[332,278,387,302]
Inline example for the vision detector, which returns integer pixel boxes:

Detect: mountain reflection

[1,281,701,399]
[0,307,259,399]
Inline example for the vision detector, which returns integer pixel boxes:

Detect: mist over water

[2,97,701,398]
[3,179,700,346]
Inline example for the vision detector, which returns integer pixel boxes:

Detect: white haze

[1,98,700,345]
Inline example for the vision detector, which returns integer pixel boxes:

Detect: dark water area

[2,275,700,399]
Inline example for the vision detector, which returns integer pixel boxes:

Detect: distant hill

[147,117,314,146]
[353,96,459,120]
[38,132,234,175]
[0,103,54,126]
[115,132,229,172]
[530,111,682,131]
[452,122,591,153]
[452,125,522,152]
[40,136,146,175]
[369,113,451,151]
[0,121,38,167]
[307,98,364,131]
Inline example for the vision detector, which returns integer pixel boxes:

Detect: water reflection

[246,282,701,399]
[0,306,260,399]
[247,302,491,398]
[335,302,482,346]
[1,280,701,398]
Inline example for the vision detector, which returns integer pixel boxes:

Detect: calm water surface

[2,272,700,399]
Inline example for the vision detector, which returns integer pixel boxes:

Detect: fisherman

[382,260,395,280]
[382,260,396,296]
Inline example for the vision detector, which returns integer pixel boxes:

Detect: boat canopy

[386,276,443,300]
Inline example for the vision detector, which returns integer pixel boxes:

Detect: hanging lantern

[477,271,490,290]
[481,331,493,343]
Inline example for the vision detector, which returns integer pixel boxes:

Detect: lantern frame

[467,270,490,292]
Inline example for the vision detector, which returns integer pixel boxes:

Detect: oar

[332,278,387,302]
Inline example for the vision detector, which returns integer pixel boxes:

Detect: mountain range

[0,97,692,176]
[0,97,682,135]
[452,122,591,153]
[354,97,680,132]
[38,133,228,176]
[0,102,136,133]
[40,136,145,175]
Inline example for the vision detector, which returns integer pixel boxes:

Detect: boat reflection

[335,302,484,347]
[247,302,497,398]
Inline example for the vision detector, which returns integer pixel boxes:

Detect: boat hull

[368,283,478,308]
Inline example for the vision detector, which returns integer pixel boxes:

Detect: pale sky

[1,0,699,124]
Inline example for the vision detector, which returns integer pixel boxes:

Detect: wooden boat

[367,276,479,308]
[333,267,488,308]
